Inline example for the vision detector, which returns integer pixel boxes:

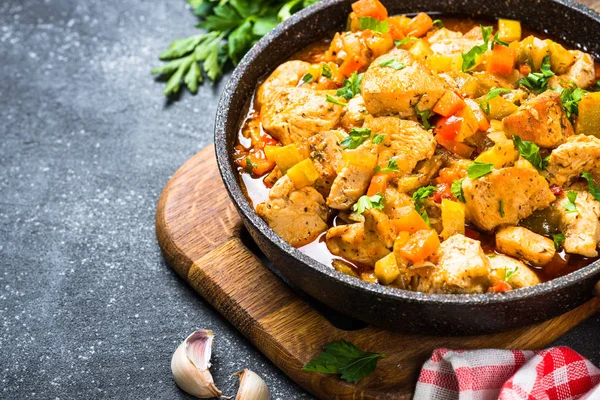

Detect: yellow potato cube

[374,253,399,285]
[440,199,465,240]
[286,159,320,189]
[498,19,521,42]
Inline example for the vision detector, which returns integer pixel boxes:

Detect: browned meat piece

[261,87,344,145]
[327,163,373,210]
[428,28,482,55]
[546,135,600,187]
[306,130,345,197]
[503,91,574,148]
[365,116,437,176]
[488,255,541,289]
[495,226,555,266]
[256,176,328,247]
[325,209,393,266]
[462,160,555,231]
[409,234,492,294]
[361,48,449,117]
[549,51,595,89]
[340,95,369,130]
[256,60,310,107]
[554,189,600,257]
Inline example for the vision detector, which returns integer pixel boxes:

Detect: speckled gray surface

[0,0,598,399]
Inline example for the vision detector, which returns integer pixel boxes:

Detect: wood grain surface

[156,145,600,400]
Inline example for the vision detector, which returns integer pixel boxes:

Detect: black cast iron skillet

[215,0,600,335]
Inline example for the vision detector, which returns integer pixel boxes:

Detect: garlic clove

[234,369,270,400]
[171,330,222,399]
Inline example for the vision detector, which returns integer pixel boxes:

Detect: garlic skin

[234,369,270,400]
[171,330,222,398]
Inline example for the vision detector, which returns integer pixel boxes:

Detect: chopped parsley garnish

[479,87,511,114]
[303,339,387,383]
[395,36,417,47]
[517,56,555,92]
[335,72,363,101]
[461,25,493,71]
[372,134,385,144]
[552,233,565,250]
[412,186,436,226]
[321,63,333,79]
[557,86,587,120]
[358,16,389,33]
[381,158,400,173]
[492,32,509,47]
[414,105,433,130]
[326,94,347,106]
[379,58,406,70]
[581,172,600,201]
[512,135,547,170]
[504,266,519,281]
[451,179,466,202]
[340,127,372,149]
[467,161,494,179]
[432,19,444,28]
[499,200,505,217]
[301,73,313,84]
[353,194,384,215]
[563,191,578,213]
[245,157,254,174]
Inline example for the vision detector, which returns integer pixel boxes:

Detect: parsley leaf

[479,87,511,114]
[581,172,600,201]
[302,340,387,383]
[552,233,565,250]
[358,17,389,33]
[412,186,436,225]
[432,19,444,28]
[512,135,546,170]
[245,157,254,174]
[335,72,363,100]
[461,25,493,71]
[372,134,385,144]
[499,200,505,217]
[517,55,555,92]
[467,161,494,179]
[381,158,400,173]
[322,63,333,79]
[395,36,417,47]
[379,58,406,70]
[564,191,578,213]
[340,127,372,149]
[301,73,313,84]
[504,265,518,281]
[326,94,347,106]
[353,194,384,215]
[451,179,466,202]
[492,32,509,47]
[414,105,433,130]
[557,86,587,120]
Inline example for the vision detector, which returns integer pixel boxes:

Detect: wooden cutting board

[156,145,600,400]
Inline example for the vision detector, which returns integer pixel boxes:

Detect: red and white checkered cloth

[415,347,600,400]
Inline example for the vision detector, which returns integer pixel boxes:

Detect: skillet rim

[215,0,600,306]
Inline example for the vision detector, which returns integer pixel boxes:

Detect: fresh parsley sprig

[153,0,319,95]
[358,17,389,33]
[557,86,587,120]
[303,340,387,383]
[581,172,600,201]
[552,233,565,250]
[414,105,433,130]
[380,158,400,173]
[335,72,363,100]
[517,56,555,92]
[563,191,578,213]
[353,194,384,215]
[379,58,406,70]
[512,135,547,170]
[412,186,436,225]
[467,161,494,179]
[479,87,511,114]
[340,127,372,149]
[451,179,465,202]
[461,25,493,71]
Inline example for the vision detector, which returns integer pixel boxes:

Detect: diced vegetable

[434,105,479,142]
[365,32,395,58]
[387,16,410,40]
[498,19,521,42]
[514,36,549,71]
[486,96,518,120]
[433,91,466,117]
[405,12,433,38]
[374,253,399,285]
[408,39,433,61]
[392,209,430,233]
[396,229,440,263]
[427,53,463,73]
[487,44,516,76]
[474,135,519,168]
[351,0,388,21]
[465,99,490,132]
[440,199,465,240]
[490,280,512,293]
[367,173,389,196]
[286,159,320,189]
[435,134,475,158]
[268,144,307,173]
[342,148,378,170]
[545,40,576,74]
[237,153,274,176]
[339,58,366,77]
[575,92,600,137]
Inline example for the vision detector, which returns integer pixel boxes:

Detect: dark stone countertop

[0,0,598,398]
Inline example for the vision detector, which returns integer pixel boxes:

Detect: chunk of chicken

[327,163,374,210]
[361,48,449,117]
[261,87,344,145]
[326,209,393,266]
[554,189,600,257]
[306,130,345,197]
[256,60,310,107]
[256,176,328,247]
[546,135,600,187]
[340,95,369,130]
[410,234,492,294]
[462,159,555,231]
[549,51,595,89]
[489,255,541,289]
[495,226,555,266]
[365,116,437,176]
[503,91,574,148]
[329,31,394,70]
[428,27,482,56]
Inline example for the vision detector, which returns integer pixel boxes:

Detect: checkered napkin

[414,347,600,400]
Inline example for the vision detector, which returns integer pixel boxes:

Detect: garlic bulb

[234,369,270,400]
[171,330,222,398]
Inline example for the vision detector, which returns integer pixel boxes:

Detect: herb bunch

[153,0,319,95]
